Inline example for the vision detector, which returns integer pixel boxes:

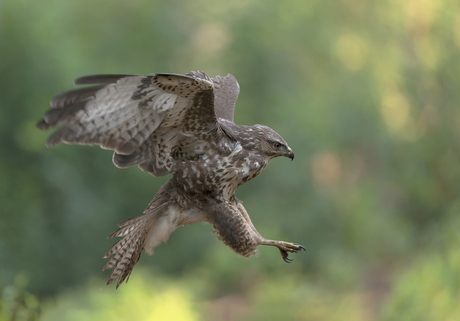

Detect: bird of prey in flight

[38,71,305,288]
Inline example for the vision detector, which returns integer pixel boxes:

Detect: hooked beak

[286,148,294,161]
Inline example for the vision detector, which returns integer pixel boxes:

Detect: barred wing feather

[38,72,218,175]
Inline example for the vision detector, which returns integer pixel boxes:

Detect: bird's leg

[235,199,305,263]
[235,199,263,237]
[257,239,306,263]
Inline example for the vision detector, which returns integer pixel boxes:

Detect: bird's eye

[272,142,282,149]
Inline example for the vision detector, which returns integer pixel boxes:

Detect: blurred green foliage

[382,201,460,321]
[1,0,460,319]
[0,275,40,321]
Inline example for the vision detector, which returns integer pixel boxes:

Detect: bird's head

[252,124,294,160]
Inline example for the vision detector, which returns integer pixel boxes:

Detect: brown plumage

[38,71,305,288]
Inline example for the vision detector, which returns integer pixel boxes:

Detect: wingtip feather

[74,74,134,85]
[36,120,50,130]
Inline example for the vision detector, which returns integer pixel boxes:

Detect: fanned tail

[102,215,152,288]
[102,202,169,288]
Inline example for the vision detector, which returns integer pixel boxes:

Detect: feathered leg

[207,198,304,261]
[208,199,260,257]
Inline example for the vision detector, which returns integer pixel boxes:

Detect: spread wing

[211,74,240,122]
[38,71,236,176]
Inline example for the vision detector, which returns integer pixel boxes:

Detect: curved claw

[294,243,306,252]
[277,242,305,263]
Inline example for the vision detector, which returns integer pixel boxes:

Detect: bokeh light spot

[311,152,342,192]
[335,34,369,71]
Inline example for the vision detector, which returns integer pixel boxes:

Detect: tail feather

[102,214,153,288]
[109,240,144,288]
[107,216,149,239]
[102,201,170,288]
[103,229,138,261]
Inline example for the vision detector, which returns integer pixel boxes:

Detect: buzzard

[38,71,305,288]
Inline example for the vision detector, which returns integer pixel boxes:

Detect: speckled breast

[173,146,268,200]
